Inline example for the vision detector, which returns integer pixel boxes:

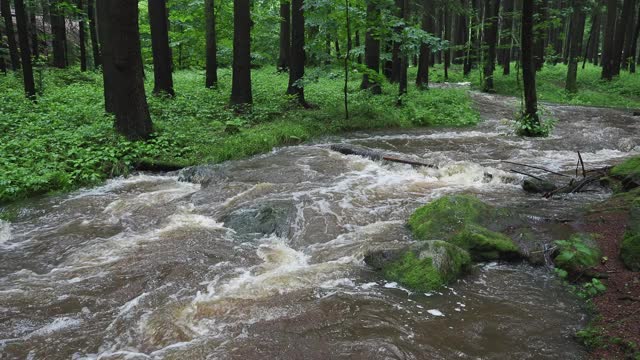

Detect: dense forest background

[1,0,640,204]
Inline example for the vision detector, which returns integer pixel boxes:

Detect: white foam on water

[0,220,11,246]
[64,174,182,202]
[427,309,445,317]
[29,317,81,337]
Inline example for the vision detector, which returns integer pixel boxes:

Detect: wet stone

[220,202,295,239]
[522,179,558,194]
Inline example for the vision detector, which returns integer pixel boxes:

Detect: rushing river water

[1,92,639,359]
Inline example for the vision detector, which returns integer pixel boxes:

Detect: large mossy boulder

[408,195,520,261]
[365,241,471,292]
[612,157,640,191]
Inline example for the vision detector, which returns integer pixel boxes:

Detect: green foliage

[621,232,640,272]
[611,156,640,179]
[577,278,607,299]
[514,112,556,138]
[0,67,479,204]
[553,234,601,273]
[577,326,607,349]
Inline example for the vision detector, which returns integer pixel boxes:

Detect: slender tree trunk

[287,0,308,106]
[612,0,634,75]
[443,6,450,79]
[398,0,408,103]
[417,0,431,88]
[390,0,402,83]
[100,0,152,140]
[88,0,100,68]
[361,0,381,94]
[566,0,586,92]
[1,0,20,70]
[15,0,34,98]
[585,4,601,66]
[622,0,637,70]
[205,0,218,87]
[97,0,115,112]
[522,0,540,131]
[78,0,87,71]
[502,0,514,74]
[50,0,67,68]
[277,0,290,72]
[601,0,617,79]
[231,0,252,107]
[631,3,640,72]
[29,8,38,59]
[355,31,362,64]
[483,0,500,92]
[534,0,548,70]
[148,0,174,96]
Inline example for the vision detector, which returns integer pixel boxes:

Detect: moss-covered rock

[365,241,471,292]
[408,195,521,261]
[522,179,557,194]
[612,157,640,191]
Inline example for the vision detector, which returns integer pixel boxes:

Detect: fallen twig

[501,160,572,178]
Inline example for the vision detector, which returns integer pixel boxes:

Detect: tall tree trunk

[601,0,617,79]
[88,0,100,67]
[483,0,500,92]
[97,0,115,112]
[15,0,34,98]
[1,0,20,70]
[355,31,361,63]
[361,0,381,94]
[205,0,218,87]
[148,0,174,96]
[464,0,478,76]
[78,0,87,71]
[566,0,586,92]
[501,0,514,74]
[622,0,637,70]
[390,0,402,83]
[287,0,308,106]
[417,0,431,88]
[522,0,541,132]
[101,0,152,140]
[277,0,290,72]
[231,0,252,107]
[454,1,468,63]
[29,8,38,59]
[612,0,634,75]
[50,0,67,68]
[630,3,640,72]
[586,4,601,66]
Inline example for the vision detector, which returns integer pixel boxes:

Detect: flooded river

[1,93,639,359]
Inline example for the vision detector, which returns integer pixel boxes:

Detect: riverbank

[0,68,479,206]
[572,158,640,359]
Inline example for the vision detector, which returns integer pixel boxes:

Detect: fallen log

[330,144,438,169]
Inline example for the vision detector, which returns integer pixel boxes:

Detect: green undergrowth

[0,67,479,204]
[425,63,640,109]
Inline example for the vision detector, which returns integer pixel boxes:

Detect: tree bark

[148,0,174,96]
[14,0,34,98]
[622,0,637,70]
[50,0,67,68]
[534,0,548,70]
[205,0,218,87]
[483,0,500,92]
[522,0,540,130]
[0,23,6,73]
[100,0,152,140]
[29,8,38,59]
[287,0,308,106]
[1,0,20,70]
[630,3,640,72]
[78,0,87,71]
[88,0,100,67]
[612,0,634,75]
[277,0,290,72]
[361,0,381,94]
[97,0,115,112]
[416,0,431,88]
[566,0,586,92]
[231,0,252,107]
[586,3,601,66]
[501,0,514,74]
[601,0,617,79]
[398,0,408,103]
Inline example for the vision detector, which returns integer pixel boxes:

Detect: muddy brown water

[1,92,639,359]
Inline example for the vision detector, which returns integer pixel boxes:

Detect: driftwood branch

[330,144,439,169]
[501,160,572,178]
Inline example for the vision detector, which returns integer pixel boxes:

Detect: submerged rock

[522,179,558,194]
[221,203,294,238]
[365,241,471,292]
[407,195,521,261]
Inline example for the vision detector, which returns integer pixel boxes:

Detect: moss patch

[621,233,640,272]
[611,157,640,178]
[381,241,471,292]
[408,195,520,260]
